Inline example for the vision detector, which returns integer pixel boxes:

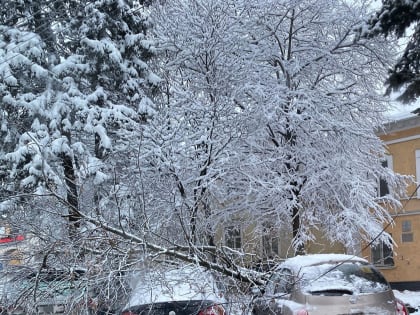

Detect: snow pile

[394,290,420,315]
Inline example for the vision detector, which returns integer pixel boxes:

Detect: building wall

[306,229,347,255]
[0,222,25,270]
[382,215,420,282]
[362,213,420,290]
[214,115,420,288]
[217,218,347,270]
[366,117,420,289]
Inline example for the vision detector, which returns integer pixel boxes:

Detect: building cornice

[378,115,420,135]
[384,134,420,145]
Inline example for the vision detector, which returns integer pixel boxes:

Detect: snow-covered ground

[394,290,420,314]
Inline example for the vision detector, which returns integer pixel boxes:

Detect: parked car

[121,264,227,315]
[0,267,94,314]
[251,254,409,315]
[0,265,34,314]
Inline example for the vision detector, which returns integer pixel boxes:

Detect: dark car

[121,265,227,315]
[251,254,409,315]
[121,300,225,315]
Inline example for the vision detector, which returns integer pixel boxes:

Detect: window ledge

[375,265,395,270]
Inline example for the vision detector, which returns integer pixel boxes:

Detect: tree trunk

[62,152,80,239]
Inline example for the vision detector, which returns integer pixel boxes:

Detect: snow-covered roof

[385,95,420,120]
[279,254,368,273]
[385,103,418,122]
[380,114,420,135]
[376,99,420,135]
[126,265,224,308]
[372,97,418,133]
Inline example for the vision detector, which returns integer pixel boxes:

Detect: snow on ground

[394,290,420,315]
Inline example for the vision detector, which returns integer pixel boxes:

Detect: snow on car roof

[126,264,224,308]
[279,254,368,272]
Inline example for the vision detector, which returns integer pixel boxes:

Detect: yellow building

[362,113,420,290]
[220,219,346,270]
[218,113,420,284]
[0,222,25,269]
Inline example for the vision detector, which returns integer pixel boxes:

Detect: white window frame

[224,225,242,250]
[379,155,393,197]
[261,223,280,258]
[371,236,394,267]
[401,220,414,243]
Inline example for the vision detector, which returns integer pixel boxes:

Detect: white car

[251,254,409,315]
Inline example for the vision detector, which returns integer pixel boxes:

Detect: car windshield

[36,271,87,300]
[2,268,87,302]
[299,262,390,295]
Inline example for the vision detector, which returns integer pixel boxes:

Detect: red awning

[0,235,24,244]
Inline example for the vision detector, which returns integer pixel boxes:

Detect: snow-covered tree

[150,0,409,256]
[240,0,404,252]
[1,0,158,228]
[147,0,255,250]
[0,0,412,312]
[0,0,158,311]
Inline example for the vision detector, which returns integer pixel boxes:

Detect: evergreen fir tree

[0,0,157,245]
[367,0,420,103]
[0,0,157,309]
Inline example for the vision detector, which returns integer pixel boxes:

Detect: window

[262,235,279,258]
[379,155,393,197]
[224,226,241,249]
[402,220,413,243]
[262,224,279,258]
[371,237,394,267]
